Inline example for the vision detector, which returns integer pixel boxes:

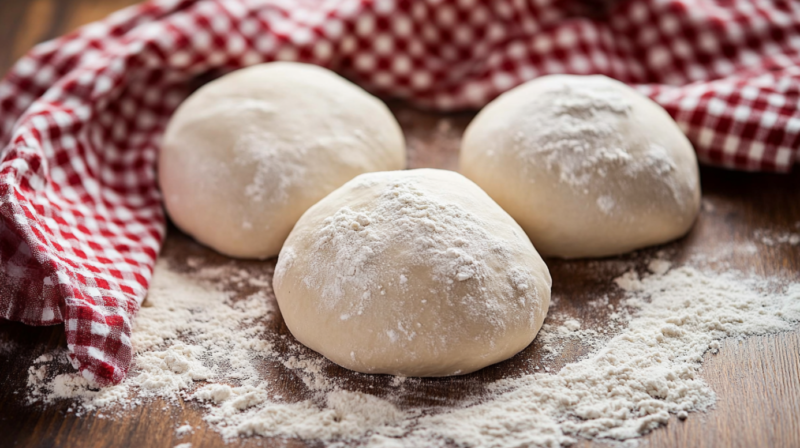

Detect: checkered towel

[1,0,798,385]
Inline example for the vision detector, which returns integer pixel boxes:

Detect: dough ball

[273,169,551,377]
[460,75,701,258]
[159,62,406,259]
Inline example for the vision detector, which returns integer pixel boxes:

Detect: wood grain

[1,2,799,448]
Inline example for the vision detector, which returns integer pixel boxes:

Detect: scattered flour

[510,82,681,208]
[408,265,798,447]
[755,228,800,247]
[26,259,275,410]
[299,177,536,315]
[23,256,800,447]
[536,310,625,362]
[176,423,193,437]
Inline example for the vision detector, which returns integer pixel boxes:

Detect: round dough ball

[273,169,551,377]
[460,75,701,258]
[159,62,406,259]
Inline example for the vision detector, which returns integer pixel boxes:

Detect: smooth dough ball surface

[273,169,551,377]
[159,62,406,259]
[460,75,701,259]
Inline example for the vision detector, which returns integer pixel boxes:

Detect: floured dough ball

[273,169,551,376]
[159,62,406,259]
[460,75,701,258]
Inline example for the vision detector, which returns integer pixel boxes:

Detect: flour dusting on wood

[24,254,800,447]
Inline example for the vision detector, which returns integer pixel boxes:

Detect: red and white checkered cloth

[1,0,798,385]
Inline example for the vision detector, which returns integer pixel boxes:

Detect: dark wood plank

[1,2,799,448]
[0,0,141,77]
[0,0,33,73]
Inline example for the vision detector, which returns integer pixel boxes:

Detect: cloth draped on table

[0,0,798,385]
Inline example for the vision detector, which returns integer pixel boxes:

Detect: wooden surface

[1,1,799,448]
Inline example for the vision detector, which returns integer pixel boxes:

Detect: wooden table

[1,1,799,447]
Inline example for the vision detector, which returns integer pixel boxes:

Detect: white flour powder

[291,176,542,333]
[755,227,800,247]
[175,423,193,436]
[24,255,800,447]
[509,82,683,212]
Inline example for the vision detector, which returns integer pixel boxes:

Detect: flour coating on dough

[461,74,701,258]
[159,62,406,259]
[274,169,551,377]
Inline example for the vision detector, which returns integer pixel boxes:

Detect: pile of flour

[25,255,800,447]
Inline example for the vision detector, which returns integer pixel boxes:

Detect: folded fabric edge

[0,178,141,386]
